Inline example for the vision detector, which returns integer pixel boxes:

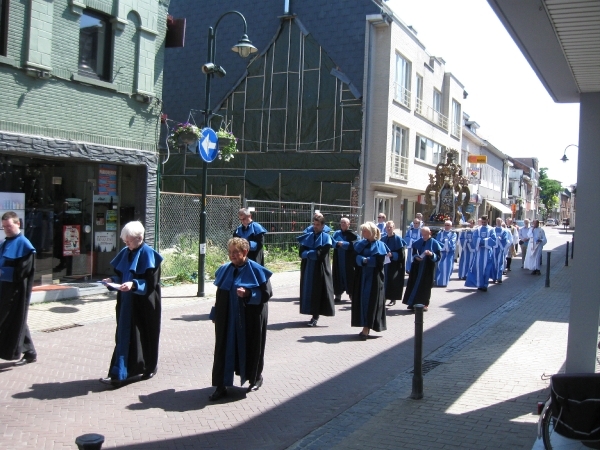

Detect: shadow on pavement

[12,379,106,400]
[267,321,311,331]
[126,387,232,412]
[172,314,210,322]
[298,333,363,344]
[48,306,80,313]
[268,296,299,303]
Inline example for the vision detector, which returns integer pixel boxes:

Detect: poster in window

[96,212,105,226]
[63,225,81,256]
[468,167,481,185]
[95,232,117,252]
[99,164,118,196]
[105,210,117,231]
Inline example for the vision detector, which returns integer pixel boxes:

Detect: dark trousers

[21,325,36,356]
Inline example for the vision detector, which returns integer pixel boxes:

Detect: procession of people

[0,207,549,403]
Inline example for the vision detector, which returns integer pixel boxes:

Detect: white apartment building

[361,13,466,227]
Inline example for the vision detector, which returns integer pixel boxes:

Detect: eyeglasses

[378,216,385,219]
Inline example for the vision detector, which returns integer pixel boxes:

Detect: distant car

[515,220,525,228]
[545,218,557,226]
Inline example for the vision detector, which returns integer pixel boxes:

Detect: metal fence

[158,192,241,278]
[245,199,362,250]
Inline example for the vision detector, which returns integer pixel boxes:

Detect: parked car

[545,218,557,226]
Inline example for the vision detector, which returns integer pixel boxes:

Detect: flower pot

[218,137,234,148]
[177,131,198,145]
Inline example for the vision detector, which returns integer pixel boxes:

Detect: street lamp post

[560,144,578,163]
[197,11,257,297]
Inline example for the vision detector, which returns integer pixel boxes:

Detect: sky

[385,0,580,187]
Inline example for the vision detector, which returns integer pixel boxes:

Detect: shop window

[0,0,8,56]
[78,10,112,80]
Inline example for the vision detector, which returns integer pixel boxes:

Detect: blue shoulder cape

[1,233,36,259]
[235,221,267,238]
[110,243,163,275]
[214,259,273,290]
[296,231,333,248]
[353,239,389,256]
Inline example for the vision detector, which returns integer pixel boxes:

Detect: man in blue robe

[402,227,442,311]
[458,219,476,280]
[100,221,163,386]
[209,237,273,401]
[376,213,386,233]
[404,218,422,274]
[0,212,37,365]
[234,208,267,266]
[491,218,510,283]
[434,220,457,287]
[331,217,358,303]
[381,221,406,306]
[465,216,497,292]
[298,213,335,327]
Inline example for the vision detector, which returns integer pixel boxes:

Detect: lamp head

[232,34,257,58]
[560,154,569,163]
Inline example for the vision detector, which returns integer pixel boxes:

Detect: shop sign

[468,155,487,164]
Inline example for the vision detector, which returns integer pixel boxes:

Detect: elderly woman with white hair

[100,221,163,387]
[351,221,389,340]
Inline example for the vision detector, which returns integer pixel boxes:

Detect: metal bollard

[571,235,574,259]
[410,304,424,400]
[565,241,569,266]
[545,252,551,287]
[75,434,104,450]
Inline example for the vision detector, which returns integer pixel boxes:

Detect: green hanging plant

[168,122,201,150]
[216,122,238,162]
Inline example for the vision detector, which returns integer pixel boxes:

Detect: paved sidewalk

[1,230,593,449]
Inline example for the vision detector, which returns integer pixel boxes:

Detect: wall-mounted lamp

[561,144,578,162]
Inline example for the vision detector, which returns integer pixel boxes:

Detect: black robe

[298,231,335,317]
[212,260,273,387]
[402,238,442,307]
[106,243,163,380]
[331,229,358,299]
[233,221,267,266]
[381,233,407,301]
[351,239,388,332]
[0,233,36,360]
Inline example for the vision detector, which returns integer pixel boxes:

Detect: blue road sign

[198,127,219,163]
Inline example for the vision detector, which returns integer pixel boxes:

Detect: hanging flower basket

[168,122,201,149]
[216,125,238,162]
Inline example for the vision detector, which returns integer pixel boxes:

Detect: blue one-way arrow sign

[198,127,219,163]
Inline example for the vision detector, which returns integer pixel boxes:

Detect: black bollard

[75,434,104,450]
[545,252,551,287]
[410,304,424,400]
[565,241,569,266]
[571,235,574,259]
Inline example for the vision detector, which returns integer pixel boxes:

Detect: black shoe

[14,355,37,366]
[497,280,503,284]
[209,386,227,401]
[531,271,537,275]
[407,305,414,310]
[142,367,158,380]
[358,332,368,341]
[334,297,341,303]
[386,300,396,306]
[99,377,120,387]
[247,376,263,392]
[477,287,488,292]
[307,318,318,327]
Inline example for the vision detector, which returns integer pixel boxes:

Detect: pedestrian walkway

[1,232,594,449]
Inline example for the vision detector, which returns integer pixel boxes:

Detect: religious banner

[95,232,117,252]
[63,225,81,256]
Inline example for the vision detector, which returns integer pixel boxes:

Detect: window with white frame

[394,53,411,108]
[415,135,444,165]
[451,100,461,137]
[391,124,409,179]
[415,74,423,113]
[433,89,441,112]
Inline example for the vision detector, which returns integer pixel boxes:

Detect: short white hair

[121,221,145,240]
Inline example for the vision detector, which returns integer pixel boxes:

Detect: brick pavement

[0,228,589,449]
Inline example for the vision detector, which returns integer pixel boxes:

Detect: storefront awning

[487,199,512,215]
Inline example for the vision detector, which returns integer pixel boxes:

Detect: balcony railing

[391,153,409,180]
[415,98,448,131]
[451,121,461,137]
[393,83,411,109]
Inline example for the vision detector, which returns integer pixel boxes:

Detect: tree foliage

[538,168,562,218]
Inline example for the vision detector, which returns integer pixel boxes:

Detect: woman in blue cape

[210,237,273,401]
[100,221,163,387]
[233,208,268,265]
[297,213,335,327]
[351,221,389,340]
